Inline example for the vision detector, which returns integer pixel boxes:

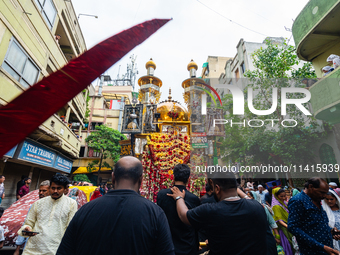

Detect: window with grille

[35,0,57,29]
[2,38,40,88]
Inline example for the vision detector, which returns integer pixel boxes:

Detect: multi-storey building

[218,37,284,95]
[0,0,88,207]
[201,56,231,87]
[71,79,133,184]
[292,0,340,172]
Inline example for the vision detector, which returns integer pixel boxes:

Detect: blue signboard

[54,155,73,173]
[17,140,56,167]
[4,145,18,158]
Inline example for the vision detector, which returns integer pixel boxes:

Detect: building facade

[72,80,133,184]
[201,56,231,87]
[218,37,285,95]
[0,0,88,207]
[292,0,340,177]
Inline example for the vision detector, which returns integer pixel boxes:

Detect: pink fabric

[334,188,340,197]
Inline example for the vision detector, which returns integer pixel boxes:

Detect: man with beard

[18,178,31,198]
[18,175,77,255]
[56,156,174,255]
[14,180,51,255]
[168,171,267,255]
[16,175,27,200]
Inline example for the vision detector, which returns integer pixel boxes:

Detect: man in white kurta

[18,175,77,255]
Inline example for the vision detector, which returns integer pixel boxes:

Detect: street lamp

[77,14,98,19]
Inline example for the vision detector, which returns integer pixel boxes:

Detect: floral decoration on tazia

[168,111,179,119]
[146,133,190,172]
[141,131,196,202]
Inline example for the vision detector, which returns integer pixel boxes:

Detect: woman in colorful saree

[272,188,294,255]
[248,191,280,255]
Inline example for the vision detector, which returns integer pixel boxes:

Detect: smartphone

[22,230,39,235]
[332,231,340,236]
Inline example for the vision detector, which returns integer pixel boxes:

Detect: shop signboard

[17,140,56,167]
[191,132,208,148]
[54,154,73,173]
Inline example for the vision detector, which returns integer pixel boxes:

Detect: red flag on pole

[0,19,170,157]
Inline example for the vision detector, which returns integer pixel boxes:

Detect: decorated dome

[157,101,189,121]
[187,59,198,71]
[145,58,156,70]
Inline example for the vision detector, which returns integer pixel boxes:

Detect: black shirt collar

[174,185,186,190]
[106,189,139,196]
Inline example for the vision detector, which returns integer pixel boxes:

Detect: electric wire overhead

[196,0,268,37]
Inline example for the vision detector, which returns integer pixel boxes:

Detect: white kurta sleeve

[18,202,37,237]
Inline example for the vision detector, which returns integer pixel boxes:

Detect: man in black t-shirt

[200,183,217,204]
[157,164,201,255]
[57,156,174,255]
[168,172,267,255]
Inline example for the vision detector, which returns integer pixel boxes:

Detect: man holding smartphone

[13,180,51,255]
[17,174,77,255]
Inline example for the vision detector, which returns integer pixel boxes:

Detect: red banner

[0,19,170,157]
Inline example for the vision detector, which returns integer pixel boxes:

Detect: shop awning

[73,167,112,174]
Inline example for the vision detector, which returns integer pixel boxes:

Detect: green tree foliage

[221,39,326,167]
[82,89,91,123]
[73,174,91,183]
[86,125,126,182]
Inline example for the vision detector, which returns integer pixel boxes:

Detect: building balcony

[309,68,340,124]
[73,92,86,118]
[29,114,81,158]
[292,0,340,62]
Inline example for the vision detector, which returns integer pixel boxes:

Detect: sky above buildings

[72,0,309,104]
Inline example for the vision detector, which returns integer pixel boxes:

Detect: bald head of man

[112,156,143,192]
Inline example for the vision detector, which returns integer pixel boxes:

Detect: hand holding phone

[22,227,39,236]
[22,230,39,236]
[332,228,340,241]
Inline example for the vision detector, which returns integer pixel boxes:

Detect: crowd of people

[0,157,339,254]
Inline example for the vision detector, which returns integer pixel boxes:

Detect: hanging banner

[0,19,171,157]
